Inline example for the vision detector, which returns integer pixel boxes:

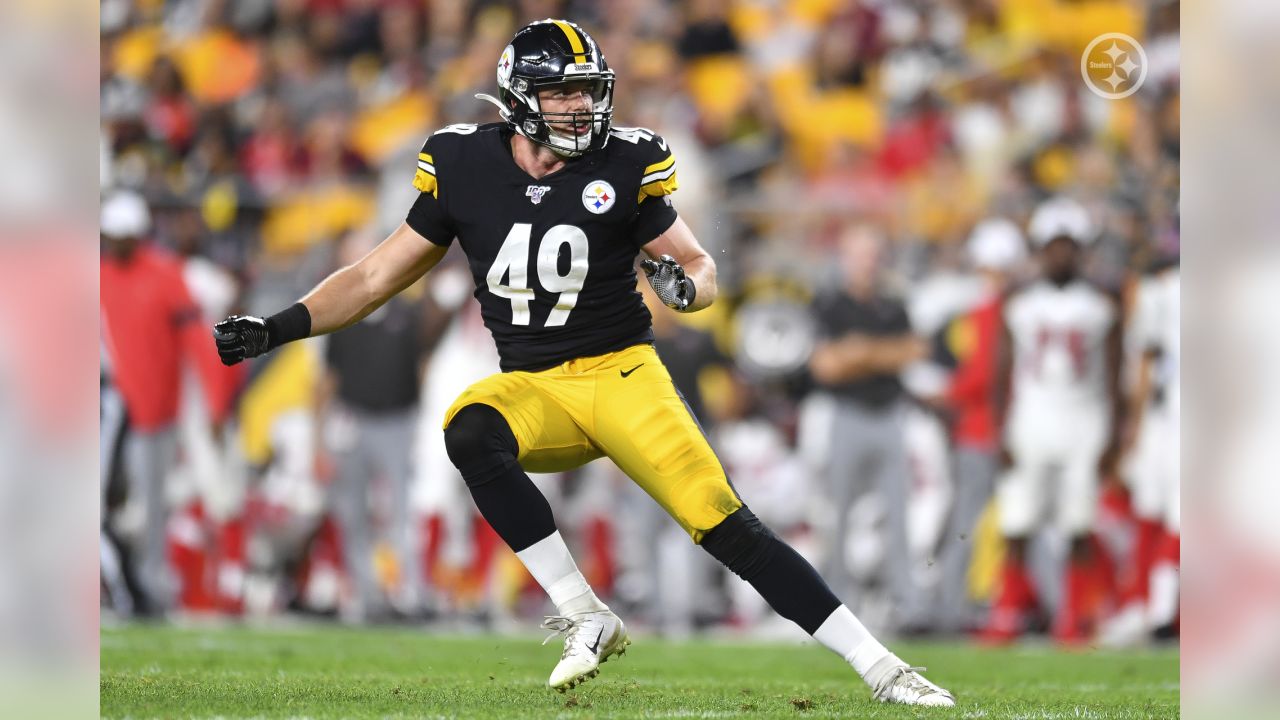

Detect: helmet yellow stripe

[552,20,587,64]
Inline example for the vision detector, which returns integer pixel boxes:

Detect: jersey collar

[492,127,596,184]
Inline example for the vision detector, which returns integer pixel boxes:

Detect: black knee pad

[700,506,779,581]
[443,404,521,488]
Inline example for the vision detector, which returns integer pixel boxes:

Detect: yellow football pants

[442,343,742,543]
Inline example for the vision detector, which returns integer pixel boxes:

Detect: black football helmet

[475,19,615,157]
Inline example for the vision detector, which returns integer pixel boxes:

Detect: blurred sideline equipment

[212,18,954,708]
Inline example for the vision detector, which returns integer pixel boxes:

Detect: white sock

[812,605,894,679]
[515,531,608,617]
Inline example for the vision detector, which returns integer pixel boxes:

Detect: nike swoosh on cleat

[587,627,604,655]
[620,364,644,378]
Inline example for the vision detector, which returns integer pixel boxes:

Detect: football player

[1103,256,1180,644]
[213,19,953,706]
[982,197,1125,644]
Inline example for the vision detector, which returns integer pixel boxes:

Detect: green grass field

[101,623,1178,719]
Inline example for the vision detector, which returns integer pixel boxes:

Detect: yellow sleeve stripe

[640,163,676,187]
[552,20,587,63]
[642,154,675,178]
[637,171,679,202]
[414,150,437,196]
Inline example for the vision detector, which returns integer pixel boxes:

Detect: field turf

[101,623,1178,719]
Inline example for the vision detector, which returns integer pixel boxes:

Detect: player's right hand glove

[640,254,696,311]
[213,315,270,366]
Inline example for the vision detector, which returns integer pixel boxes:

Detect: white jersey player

[1101,261,1179,644]
[1001,286,1119,536]
[1127,263,1180,533]
[983,196,1124,644]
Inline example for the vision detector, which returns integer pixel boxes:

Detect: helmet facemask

[504,74,614,157]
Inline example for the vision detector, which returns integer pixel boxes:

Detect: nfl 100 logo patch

[581,180,616,214]
[526,185,551,204]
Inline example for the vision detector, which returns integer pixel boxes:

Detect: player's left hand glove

[213,315,270,366]
[640,254,696,311]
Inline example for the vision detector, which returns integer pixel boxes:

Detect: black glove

[213,315,270,366]
[640,254,696,311]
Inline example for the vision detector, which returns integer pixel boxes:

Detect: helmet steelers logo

[497,45,515,87]
[582,180,616,214]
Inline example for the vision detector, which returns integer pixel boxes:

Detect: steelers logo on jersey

[581,180,616,214]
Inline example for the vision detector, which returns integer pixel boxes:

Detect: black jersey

[404,123,681,372]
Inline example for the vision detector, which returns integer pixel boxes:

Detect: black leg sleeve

[443,404,557,553]
[701,506,842,635]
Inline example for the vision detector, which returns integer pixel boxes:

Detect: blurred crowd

[99,0,1178,645]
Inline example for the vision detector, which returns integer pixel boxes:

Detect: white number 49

[486,223,589,327]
